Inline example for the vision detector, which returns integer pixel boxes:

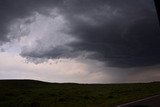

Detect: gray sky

[0,0,160,83]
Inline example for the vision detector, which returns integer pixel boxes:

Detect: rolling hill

[0,80,160,107]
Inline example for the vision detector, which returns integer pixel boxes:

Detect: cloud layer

[0,0,160,68]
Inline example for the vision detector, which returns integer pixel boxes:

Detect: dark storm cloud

[0,0,160,67]
[62,0,160,67]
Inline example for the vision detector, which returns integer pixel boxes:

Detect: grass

[0,80,160,107]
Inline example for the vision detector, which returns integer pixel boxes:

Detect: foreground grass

[0,80,160,107]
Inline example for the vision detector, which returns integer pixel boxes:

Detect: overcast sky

[0,0,160,83]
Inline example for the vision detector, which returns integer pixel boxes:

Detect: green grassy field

[0,80,160,107]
